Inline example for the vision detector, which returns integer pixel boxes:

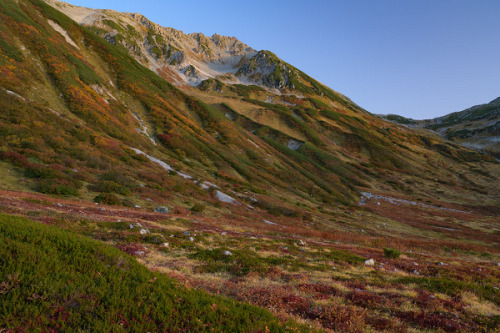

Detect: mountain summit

[46,0,346,94]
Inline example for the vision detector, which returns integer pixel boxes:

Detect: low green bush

[383,247,401,259]
[190,203,206,213]
[94,193,120,205]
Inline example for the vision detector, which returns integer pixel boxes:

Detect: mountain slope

[0,0,497,214]
[381,97,500,158]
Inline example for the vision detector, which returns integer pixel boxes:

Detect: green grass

[396,276,499,305]
[190,247,290,276]
[0,213,300,331]
[383,247,401,259]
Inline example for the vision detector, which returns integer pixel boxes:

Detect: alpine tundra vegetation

[0,0,498,332]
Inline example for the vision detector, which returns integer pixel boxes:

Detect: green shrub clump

[94,193,121,205]
[190,203,206,213]
[383,247,401,259]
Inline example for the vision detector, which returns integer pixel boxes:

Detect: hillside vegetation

[0,212,304,332]
[0,0,499,331]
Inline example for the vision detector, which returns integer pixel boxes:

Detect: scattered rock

[437,262,445,266]
[221,232,227,236]
[189,237,194,242]
[183,231,191,236]
[223,250,232,256]
[139,228,149,235]
[56,203,63,207]
[135,251,145,256]
[413,270,419,275]
[364,259,375,266]
[129,224,134,229]
[298,240,307,246]
[161,242,169,248]
[215,190,237,204]
[154,206,169,214]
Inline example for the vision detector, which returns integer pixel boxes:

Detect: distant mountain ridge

[381,97,500,158]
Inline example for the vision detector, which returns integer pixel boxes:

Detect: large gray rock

[154,206,169,214]
[364,259,375,266]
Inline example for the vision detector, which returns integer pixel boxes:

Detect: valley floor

[0,188,498,332]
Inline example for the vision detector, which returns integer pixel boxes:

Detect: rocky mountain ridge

[45,0,346,97]
[45,0,309,89]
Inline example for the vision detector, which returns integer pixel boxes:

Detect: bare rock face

[236,51,296,90]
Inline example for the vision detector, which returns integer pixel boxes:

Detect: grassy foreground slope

[0,213,303,332]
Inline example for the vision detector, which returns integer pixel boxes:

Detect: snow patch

[200,181,218,190]
[292,110,305,121]
[434,226,457,231]
[131,112,157,145]
[130,147,191,179]
[359,192,470,214]
[5,90,26,101]
[47,20,79,49]
[247,139,259,148]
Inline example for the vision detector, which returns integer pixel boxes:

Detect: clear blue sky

[65,0,499,119]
